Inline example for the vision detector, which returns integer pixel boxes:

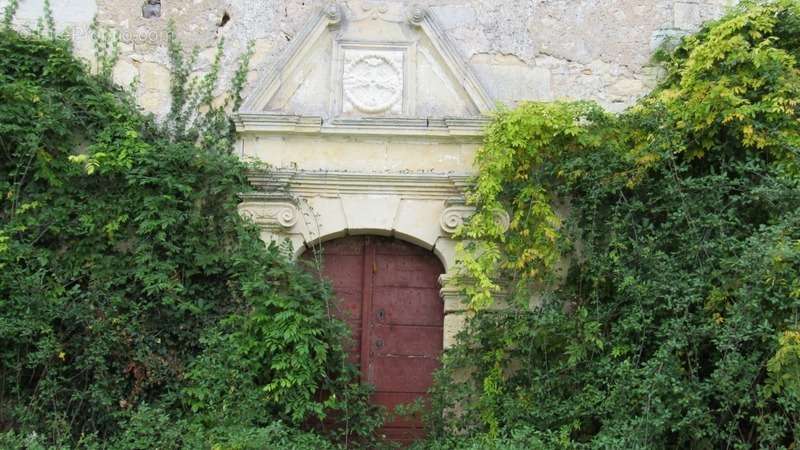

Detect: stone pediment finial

[236,1,494,138]
[408,5,426,27]
[324,2,342,26]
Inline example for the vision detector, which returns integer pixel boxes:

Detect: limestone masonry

[3,0,734,115]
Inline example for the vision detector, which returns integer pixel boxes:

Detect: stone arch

[295,229,451,272]
[238,171,470,275]
[236,171,491,350]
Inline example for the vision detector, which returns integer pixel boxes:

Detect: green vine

[41,0,56,38]
[90,17,120,81]
[1,0,19,30]
[455,101,610,309]
[0,13,381,450]
[431,0,800,448]
[459,0,800,310]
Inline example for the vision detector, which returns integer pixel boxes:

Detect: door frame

[238,170,510,349]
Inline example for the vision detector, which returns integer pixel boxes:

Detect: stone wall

[2,0,735,115]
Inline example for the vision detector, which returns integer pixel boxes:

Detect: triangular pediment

[237,1,493,137]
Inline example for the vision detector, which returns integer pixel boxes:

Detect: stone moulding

[233,114,489,139]
[239,4,343,113]
[245,170,470,201]
[405,5,493,115]
[239,169,472,269]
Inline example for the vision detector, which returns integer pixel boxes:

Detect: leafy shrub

[412,426,574,450]
[0,18,380,449]
[434,1,800,448]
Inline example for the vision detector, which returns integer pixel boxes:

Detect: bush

[0,20,380,449]
[435,1,800,448]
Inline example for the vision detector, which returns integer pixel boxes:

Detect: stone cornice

[234,113,488,139]
[242,170,471,200]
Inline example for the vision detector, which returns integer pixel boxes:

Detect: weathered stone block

[139,61,170,91]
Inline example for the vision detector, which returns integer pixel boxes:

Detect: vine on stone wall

[432,0,800,448]
[0,9,382,450]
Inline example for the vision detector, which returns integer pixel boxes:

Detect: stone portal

[235,2,501,440]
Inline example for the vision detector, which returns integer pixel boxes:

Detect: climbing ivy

[3,0,800,448]
[431,0,800,448]
[0,17,381,450]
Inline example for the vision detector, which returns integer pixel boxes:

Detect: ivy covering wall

[0,17,381,450]
[427,1,800,448]
[2,0,800,449]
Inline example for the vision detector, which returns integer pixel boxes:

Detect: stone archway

[232,4,507,434]
[302,235,444,444]
[236,169,509,351]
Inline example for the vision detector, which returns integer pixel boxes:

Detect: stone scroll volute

[439,199,510,235]
[238,201,299,231]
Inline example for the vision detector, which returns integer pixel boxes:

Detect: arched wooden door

[305,235,444,444]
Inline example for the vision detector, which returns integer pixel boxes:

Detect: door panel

[329,288,361,321]
[372,325,443,356]
[372,287,443,326]
[373,392,430,428]
[373,254,442,287]
[370,356,441,392]
[311,237,365,368]
[304,235,444,444]
[324,256,365,288]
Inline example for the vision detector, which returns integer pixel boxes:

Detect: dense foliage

[0,21,381,449]
[430,1,800,448]
[3,0,800,448]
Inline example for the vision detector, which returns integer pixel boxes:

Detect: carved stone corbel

[439,198,510,235]
[238,200,299,231]
[440,200,475,235]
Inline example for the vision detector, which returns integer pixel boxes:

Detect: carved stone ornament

[408,5,427,27]
[360,1,389,19]
[342,49,404,114]
[142,0,161,19]
[440,204,476,234]
[239,202,299,230]
[493,208,511,232]
[440,202,510,235]
[324,2,342,26]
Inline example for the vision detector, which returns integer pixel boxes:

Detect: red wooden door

[306,236,444,444]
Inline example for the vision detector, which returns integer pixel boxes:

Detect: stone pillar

[439,273,470,349]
